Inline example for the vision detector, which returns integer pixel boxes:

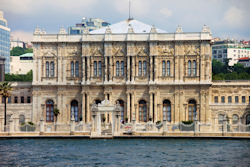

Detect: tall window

[193,60,196,76]
[188,100,196,121]
[139,100,147,122]
[162,61,166,76]
[138,61,142,76]
[19,115,25,124]
[50,61,54,77]
[221,96,225,103]
[118,100,125,122]
[116,61,119,76]
[247,115,250,125]
[242,96,246,103]
[232,115,239,124]
[71,100,79,122]
[21,96,24,103]
[75,61,79,77]
[235,96,238,103]
[27,96,31,103]
[14,97,18,103]
[167,60,170,76]
[163,100,171,122]
[94,61,97,76]
[214,96,218,103]
[46,100,54,122]
[143,61,147,76]
[188,60,191,76]
[46,61,49,77]
[121,61,124,76]
[71,61,74,77]
[98,61,102,76]
[228,96,232,103]
[218,114,224,124]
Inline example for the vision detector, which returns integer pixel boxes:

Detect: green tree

[212,59,223,74]
[233,63,245,74]
[0,82,13,130]
[10,47,25,56]
[25,48,33,53]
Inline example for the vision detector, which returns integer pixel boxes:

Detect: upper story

[32,19,213,86]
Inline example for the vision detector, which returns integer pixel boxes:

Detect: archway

[139,100,147,122]
[46,100,54,122]
[163,100,171,122]
[118,100,125,123]
[71,100,79,122]
[188,100,196,121]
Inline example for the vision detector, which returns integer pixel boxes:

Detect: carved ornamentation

[90,43,103,56]
[157,43,174,56]
[112,43,126,56]
[184,43,200,55]
[134,43,148,56]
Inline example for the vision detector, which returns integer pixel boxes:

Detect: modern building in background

[238,57,250,67]
[10,37,27,50]
[212,39,250,66]
[68,17,110,34]
[0,11,10,73]
[0,55,5,81]
[10,53,33,74]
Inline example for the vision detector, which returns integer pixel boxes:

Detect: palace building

[1,19,250,132]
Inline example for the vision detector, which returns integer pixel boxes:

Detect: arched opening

[163,100,171,122]
[19,114,25,124]
[188,100,196,121]
[246,114,250,125]
[118,100,125,123]
[139,100,147,122]
[46,100,54,122]
[71,100,79,122]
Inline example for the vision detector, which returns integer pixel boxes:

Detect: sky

[1,0,250,43]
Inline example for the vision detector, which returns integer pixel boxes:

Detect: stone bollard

[40,117,45,135]
[70,115,75,135]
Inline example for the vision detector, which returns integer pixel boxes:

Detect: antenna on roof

[128,1,133,20]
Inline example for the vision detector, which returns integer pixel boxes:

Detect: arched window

[71,61,74,77]
[118,100,125,123]
[94,61,97,76]
[71,100,79,122]
[21,96,24,103]
[139,100,147,122]
[46,100,54,122]
[143,61,147,76]
[167,60,170,76]
[246,114,250,125]
[121,61,124,76]
[116,61,119,76]
[138,61,142,76]
[75,61,79,77]
[162,61,166,76]
[46,61,49,77]
[98,61,102,76]
[188,100,196,121]
[188,60,191,76]
[50,61,54,77]
[193,60,196,76]
[163,100,171,122]
[232,114,239,124]
[19,115,25,124]
[218,114,224,124]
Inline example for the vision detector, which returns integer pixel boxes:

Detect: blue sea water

[0,139,249,166]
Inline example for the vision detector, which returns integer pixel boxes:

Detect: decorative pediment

[90,43,103,56]
[44,50,57,57]
[112,43,126,56]
[184,43,200,55]
[67,45,81,56]
[135,43,148,56]
[158,44,174,56]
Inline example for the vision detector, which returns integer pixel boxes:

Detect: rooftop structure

[238,57,250,67]
[68,17,110,34]
[0,11,10,73]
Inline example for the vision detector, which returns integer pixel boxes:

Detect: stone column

[150,56,153,82]
[109,56,113,82]
[154,56,158,82]
[82,56,85,83]
[87,56,90,83]
[154,93,158,122]
[127,93,131,122]
[104,56,108,82]
[127,56,130,82]
[37,57,42,82]
[70,115,75,135]
[87,93,90,122]
[149,93,153,120]
[171,103,175,124]
[82,92,86,123]
[179,56,184,82]
[131,56,135,82]
[40,117,45,135]
[62,58,67,82]
[223,116,227,133]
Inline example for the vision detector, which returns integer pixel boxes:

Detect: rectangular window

[214,96,218,103]
[228,96,232,103]
[8,97,11,103]
[94,61,97,76]
[15,97,18,103]
[242,96,245,103]
[121,61,124,76]
[143,61,147,76]
[27,96,31,103]
[98,61,102,76]
[221,96,225,103]
[235,96,238,103]
[21,96,24,103]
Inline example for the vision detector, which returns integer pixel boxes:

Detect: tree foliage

[5,70,33,82]
[10,47,33,56]
[212,59,250,80]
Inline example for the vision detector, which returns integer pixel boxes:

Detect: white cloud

[11,31,33,43]
[223,7,244,28]
[160,8,172,18]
